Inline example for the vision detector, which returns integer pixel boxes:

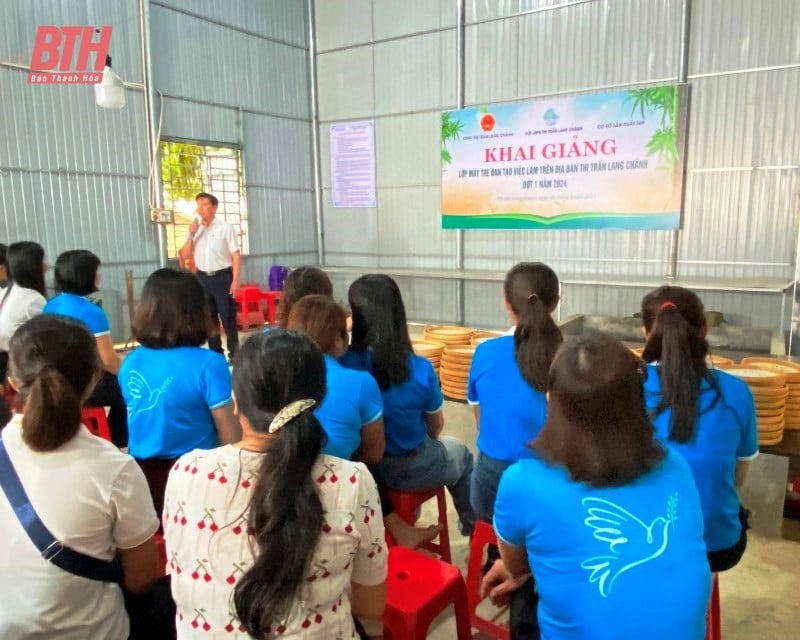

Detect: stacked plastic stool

[236,284,265,329]
[382,545,471,639]
[387,486,451,563]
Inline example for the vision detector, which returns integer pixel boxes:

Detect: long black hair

[232,330,327,635]
[640,285,721,443]
[7,241,46,297]
[348,274,413,390]
[504,262,562,392]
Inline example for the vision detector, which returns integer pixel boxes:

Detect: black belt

[196,267,232,277]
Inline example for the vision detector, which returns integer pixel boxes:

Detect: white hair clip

[267,399,316,433]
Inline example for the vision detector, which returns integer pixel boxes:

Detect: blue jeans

[470,452,513,524]
[375,435,476,535]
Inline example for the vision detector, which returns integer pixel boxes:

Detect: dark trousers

[87,371,128,448]
[0,395,10,428]
[485,544,541,640]
[0,351,8,383]
[125,576,176,640]
[197,269,238,358]
[135,457,178,521]
[707,506,749,573]
[372,471,395,518]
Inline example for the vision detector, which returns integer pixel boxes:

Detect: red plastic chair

[387,486,451,563]
[81,407,112,441]
[235,284,265,329]
[383,545,471,640]
[705,573,721,640]
[260,290,282,325]
[465,520,510,639]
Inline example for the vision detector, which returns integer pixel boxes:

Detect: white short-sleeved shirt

[0,415,160,639]
[191,217,240,272]
[164,447,387,639]
[0,285,46,350]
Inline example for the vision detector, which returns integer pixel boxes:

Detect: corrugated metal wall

[315,0,800,330]
[0,0,156,340]
[682,0,800,284]
[150,0,316,294]
[316,0,460,321]
[1,0,314,340]
[2,1,796,337]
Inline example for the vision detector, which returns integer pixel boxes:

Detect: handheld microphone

[192,216,203,240]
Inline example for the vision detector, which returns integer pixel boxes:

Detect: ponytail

[514,296,563,392]
[504,263,562,393]
[234,411,324,635]
[21,366,82,452]
[641,288,722,443]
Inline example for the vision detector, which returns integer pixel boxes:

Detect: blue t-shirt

[340,350,443,455]
[44,293,110,336]
[317,354,383,460]
[468,335,548,462]
[495,450,710,640]
[644,365,758,552]
[119,346,232,459]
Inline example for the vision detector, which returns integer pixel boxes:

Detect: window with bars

[159,140,249,259]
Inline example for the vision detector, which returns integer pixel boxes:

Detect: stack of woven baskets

[740,357,800,435]
[628,347,733,369]
[471,330,502,347]
[438,346,476,401]
[422,327,474,401]
[413,326,503,401]
[411,340,443,377]
[719,362,789,446]
[422,325,473,347]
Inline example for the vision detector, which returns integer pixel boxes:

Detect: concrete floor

[364,399,800,639]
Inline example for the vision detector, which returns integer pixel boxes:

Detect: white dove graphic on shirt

[580,493,679,597]
[126,370,174,418]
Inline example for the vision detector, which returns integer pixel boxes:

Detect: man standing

[178,192,241,359]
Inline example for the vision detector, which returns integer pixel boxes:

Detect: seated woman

[486,332,711,639]
[640,286,758,572]
[342,274,476,536]
[468,262,561,638]
[288,294,441,549]
[286,294,385,462]
[119,268,240,516]
[164,330,387,638]
[278,266,333,328]
[0,315,160,639]
[0,242,47,387]
[468,262,562,523]
[44,250,128,446]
